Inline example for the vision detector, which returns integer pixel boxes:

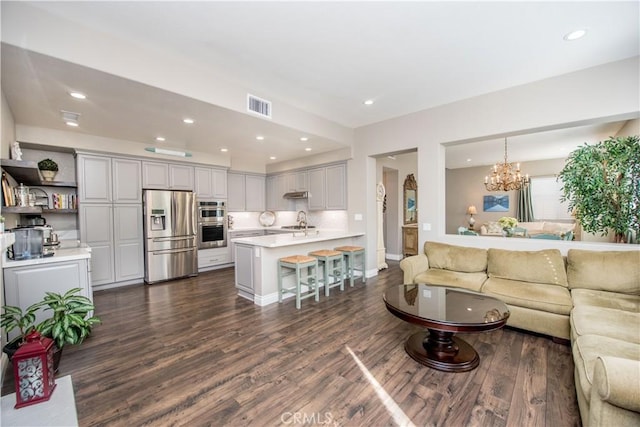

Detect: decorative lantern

[12,331,57,408]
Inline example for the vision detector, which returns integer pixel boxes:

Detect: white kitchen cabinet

[79,204,114,285]
[229,229,265,262]
[325,163,347,210]
[77,154,112,203]
[211,168,227,199]
[308,163,347,211]
[113,204,144,281]
[80,203,143,287]
[245,175,266,212]
[266,174,293,211]
[4,258,92,341]
[112,158,142,203]
[234,243,255,297]
[169,164,194,190]
[226,172,245,211]
[307,168,326,210]
[197,247,231,270]
[287,171,308,192]
[142,161,169,189]
[195,167,227,200]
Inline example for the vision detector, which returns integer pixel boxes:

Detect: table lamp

[467,205,477,230]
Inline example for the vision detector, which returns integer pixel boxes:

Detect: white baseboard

[385,253,403,261]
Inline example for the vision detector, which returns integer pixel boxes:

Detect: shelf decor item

[37,159,59,181]
[12,331,57,408]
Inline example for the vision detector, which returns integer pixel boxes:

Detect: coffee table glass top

[384,284,509,326]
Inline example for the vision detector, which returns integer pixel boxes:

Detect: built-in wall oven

[198,201,227,249]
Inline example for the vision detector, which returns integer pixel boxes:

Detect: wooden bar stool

[308,250,344,296]
[278,255,319,309]
[334,246,366,287]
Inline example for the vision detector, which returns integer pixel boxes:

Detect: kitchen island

[232,230,365,305]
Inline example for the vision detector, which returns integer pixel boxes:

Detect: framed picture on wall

[483,195,509,212]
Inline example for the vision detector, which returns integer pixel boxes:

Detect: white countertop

[3,242,91,268]
[232,230,364,248]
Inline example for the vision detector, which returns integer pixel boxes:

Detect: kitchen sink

[281,225,316,230]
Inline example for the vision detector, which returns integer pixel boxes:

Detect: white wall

[1,89,15,157]
[353,56,640,266]
[616,118,640,137]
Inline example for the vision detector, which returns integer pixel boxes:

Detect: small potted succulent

[37,158,59,181]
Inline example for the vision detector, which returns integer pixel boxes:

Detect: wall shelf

[1,159,76,188]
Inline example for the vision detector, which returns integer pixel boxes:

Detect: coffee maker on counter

[8,215,59,259]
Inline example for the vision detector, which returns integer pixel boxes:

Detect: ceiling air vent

[247,94,272,119]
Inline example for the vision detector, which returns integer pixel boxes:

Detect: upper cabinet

[228,172,265,212]
[77,154,112,203]
[195,166,227,200]
[112,158,142,203]
[169,164,194,190]
[308,163,346,211]
[142,161,169,189]
[286,171,308,192]
[142,161,195,191]
[78,154,142,204]
[266,174,293,211]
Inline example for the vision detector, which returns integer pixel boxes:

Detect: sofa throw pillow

[425,241,487,273]
[487,248,568,287]
[567,249,640,294]
[486,222,503,234]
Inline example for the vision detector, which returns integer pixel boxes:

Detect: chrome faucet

[296,210,308,232]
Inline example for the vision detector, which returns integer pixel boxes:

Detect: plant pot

[40,170,57,181]
[3,337,63,373]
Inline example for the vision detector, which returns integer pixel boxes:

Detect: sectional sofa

[400,241,640,427]
[480,220,575,238]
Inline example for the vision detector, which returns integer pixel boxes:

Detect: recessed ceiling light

[305,147,312,152]
[269,156,276,160]
[69,91,86,99]
[300,137,309,142]
[466,158,472,162]
[183,118,194,124]
[220,148,228,152]
[564,29,587,41]
[65,121,79,127]
[363,99,375,106]
[256,135,265,140]
[155,137,166,142]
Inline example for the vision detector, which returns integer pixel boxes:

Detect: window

[530,176,572,220]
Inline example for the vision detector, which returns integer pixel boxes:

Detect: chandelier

[484,138,529,191]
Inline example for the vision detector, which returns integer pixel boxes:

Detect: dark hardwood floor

[2,262,581,426]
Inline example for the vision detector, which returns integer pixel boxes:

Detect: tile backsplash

[227,210,348,230]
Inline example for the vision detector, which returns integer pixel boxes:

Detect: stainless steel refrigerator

[143,190,198,284]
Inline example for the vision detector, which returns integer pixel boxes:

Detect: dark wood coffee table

[383,284,510,372]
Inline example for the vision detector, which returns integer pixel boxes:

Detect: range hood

[283,191,309,199]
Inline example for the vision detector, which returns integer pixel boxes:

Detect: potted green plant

[558,135,640,243]
[34,288,101,349]
[37,158,59,181]
[0,304,39,358]
[1,288,100,370]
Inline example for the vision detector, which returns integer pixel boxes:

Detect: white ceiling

[1,1,639,167]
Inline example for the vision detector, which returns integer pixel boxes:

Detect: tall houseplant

[558,135,640,243]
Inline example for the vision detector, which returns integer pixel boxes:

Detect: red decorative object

[12,331,57,408]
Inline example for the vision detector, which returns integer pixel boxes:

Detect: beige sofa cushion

[567,249,640,294]
[572,335,640,405]
[571,288,640,312]
[482,277,572,315]
[424,241,487,273]
[414,269,487,292]
[488,248,568,287]
[571,306,640,344]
